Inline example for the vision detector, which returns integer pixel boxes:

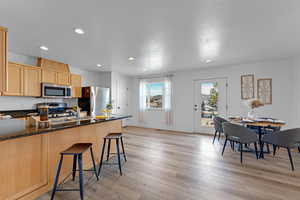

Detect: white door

[194,78,228,134]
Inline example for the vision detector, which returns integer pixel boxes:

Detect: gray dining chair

[262,128,300,171]
[222,122,259,164]
[213,116,228,143]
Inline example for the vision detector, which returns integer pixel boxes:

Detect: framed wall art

[257,78,272,104]
[241,74,254,99]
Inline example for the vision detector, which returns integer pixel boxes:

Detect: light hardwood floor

[37,127,300,200]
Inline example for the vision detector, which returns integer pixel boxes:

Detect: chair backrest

[223,122,258,143]
[262,128,300,148]
[213,116,228,132]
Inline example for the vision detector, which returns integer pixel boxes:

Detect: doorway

[194,78,228,134]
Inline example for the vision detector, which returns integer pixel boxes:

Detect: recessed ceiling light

[97,64,102,67]
[205,59,212,63]
[74,28,85,35]
[128,57,136,61]
[40,46,49,51]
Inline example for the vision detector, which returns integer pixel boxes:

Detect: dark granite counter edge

[0,115,131,142]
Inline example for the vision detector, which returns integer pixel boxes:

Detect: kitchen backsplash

[0,96,64,111]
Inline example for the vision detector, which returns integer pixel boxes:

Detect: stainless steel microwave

[42,83,72,98]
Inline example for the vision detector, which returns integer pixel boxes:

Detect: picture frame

[241,74,254,99]
[257,78,272,104]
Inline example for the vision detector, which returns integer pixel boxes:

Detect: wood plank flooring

[37,127,300,200]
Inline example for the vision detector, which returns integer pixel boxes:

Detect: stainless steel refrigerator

[78,87,110,117]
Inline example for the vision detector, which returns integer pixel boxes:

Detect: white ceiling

[0,0,300,75]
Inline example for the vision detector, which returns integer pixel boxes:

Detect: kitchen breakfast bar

[0,115,130,200]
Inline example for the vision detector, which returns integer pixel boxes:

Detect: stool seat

[104,133,122,139]
[51,142,98,200]
[61,143,92,155]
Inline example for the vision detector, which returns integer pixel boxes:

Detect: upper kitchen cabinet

[71,74,82,98]
[38,58,71,85]
[57,72,70,85]
[42,70,57,84]
[0,26,8,95]
[3,62,23,96]
[23,66,41,96]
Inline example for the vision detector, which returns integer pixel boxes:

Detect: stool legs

[78,154,84,200]
[98,138,107,176]
[51,155,64,200]
[120,137,127,162]
[72,155,77,181]
[90,147,99,180]
[116,138,122,176]
[107,139,111,161]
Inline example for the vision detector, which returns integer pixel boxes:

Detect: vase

[247,109,256,119]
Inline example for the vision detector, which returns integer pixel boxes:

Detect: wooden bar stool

[98,133,127,176]
[51,143,99,200]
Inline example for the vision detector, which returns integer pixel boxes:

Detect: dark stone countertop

[0,115,131,142]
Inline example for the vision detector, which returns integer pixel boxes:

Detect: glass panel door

[194,78,228,134]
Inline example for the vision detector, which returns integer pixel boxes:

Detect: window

[146,82,164,110]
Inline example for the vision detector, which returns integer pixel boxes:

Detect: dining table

[229,117,286,158]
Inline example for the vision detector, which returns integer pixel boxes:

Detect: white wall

[129,58,295,133]
[0,52,112,110]
[69,67,111,88]
[290,57,300,128]
[111,71,133,126]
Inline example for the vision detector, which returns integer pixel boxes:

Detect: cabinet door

[3,62,23,96]
[57,72,70,85]
[71,74,82,98]
[24,66,41,97]
[42,70,57,84]
[0,27,7,95]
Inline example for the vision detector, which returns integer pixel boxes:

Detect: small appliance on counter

[29,102,80,127]
[78,87,110,117]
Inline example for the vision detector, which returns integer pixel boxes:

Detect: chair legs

[213,131,218,143]
[218,131,221,141]
[254,142,259,159]
[240,143,243,164]
[221,138,227,156]
[287,148,295,171]
[273,145,277,156]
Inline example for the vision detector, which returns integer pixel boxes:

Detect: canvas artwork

[241,74,254,99]
[257,79,272,104]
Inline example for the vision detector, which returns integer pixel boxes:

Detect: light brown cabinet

[42,70,57,84]
[3,62,42,97]
[0,27,7,95]
[24,66,41,96]
[71,74,82,98]
[57,72,70,85]
[4,62,24,96]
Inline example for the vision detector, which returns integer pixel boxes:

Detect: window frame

[145,81,165,111]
